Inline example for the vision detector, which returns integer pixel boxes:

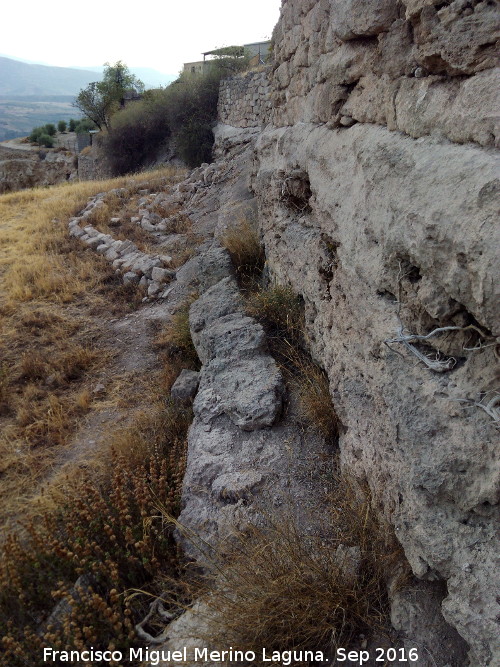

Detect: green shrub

[44,123,56,136]
[101,94,170,175]
[28,127,42,143]
[37,133,54,148]
[101,54,250,174]
[68,118,77,132]
[57,120,67,133]
[75,118,97,134]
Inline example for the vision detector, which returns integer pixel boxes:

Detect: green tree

[74,118,97,134]
[73,61,144,131]
[57,120,67,133]
[44,123,56,136]
[29,126,44,143]
[68,118,77,132]
[37,133,54,148]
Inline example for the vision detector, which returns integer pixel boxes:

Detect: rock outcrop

[139,2,499,665]
[0,145,76,193]
[246,1,499,664]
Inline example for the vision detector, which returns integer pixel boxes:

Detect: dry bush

[0,395,191,666]
[294,358,340,441]
[220,216,265,288]
[164,477,405,657]
[246,285,305,349]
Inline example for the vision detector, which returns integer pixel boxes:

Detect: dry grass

[162,477,406,657]
[220,215,265,288]
[246,285,340,442]
[0,167,183,529]
[0,171,196,661]
[155,299,201,373]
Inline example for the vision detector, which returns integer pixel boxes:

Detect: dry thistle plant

[0,412,189,666]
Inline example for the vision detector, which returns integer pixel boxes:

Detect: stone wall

[77,145,112,181]
[0,146,77,194]
[270,0,499,148]
[151,3,499,664]
[245,1,499,665]
[218,68,272,128]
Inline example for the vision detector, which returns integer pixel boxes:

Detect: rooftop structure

[183,41,272,75]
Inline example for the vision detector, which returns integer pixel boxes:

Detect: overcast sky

[3,0,282,75]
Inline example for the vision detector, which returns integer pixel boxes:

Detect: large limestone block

[412,1,500,74]
[196,355,284,430]
[198,313,268,363]
[390,69,500,148]
[189,278,244,363]
[330,0,399,41]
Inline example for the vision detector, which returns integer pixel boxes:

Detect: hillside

[0,1,499,666]
[0,57,176,140]
[0,56,100,96]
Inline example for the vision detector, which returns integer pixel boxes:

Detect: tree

[74,118,97,134]
[57,120,67,133]
[68,118,77,132]
[73,61,144,131]
[38,133,54,148]
[44,123,56,136]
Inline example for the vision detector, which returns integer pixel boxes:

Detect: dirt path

[0,138,38,152]
[1,131,78,154]
[47,300,173,479]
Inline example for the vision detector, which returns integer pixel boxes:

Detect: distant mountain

[129,67,177,88]
[0,56,177,140]
[0,57,101,97]
[71,65,177,89]
[0,56,176,96]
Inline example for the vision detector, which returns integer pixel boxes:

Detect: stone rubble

[67,189,178,299]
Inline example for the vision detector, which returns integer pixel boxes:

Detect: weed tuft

[155,300,201,374]
[247,285,339,442]
[163,477,407,657]
[221,216,265,288]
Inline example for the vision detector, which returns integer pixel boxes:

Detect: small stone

[340,115,356,127]
[171,369,200,401]
[151,267,175,283]
[147,281,162,296]
[69,226,85,238]
[414,67,425,78]
[105,248,119,261]
[141,220,157,232]
[93,383,106,395]
[123,272,140,285]
[161,285,175,299]
[83,237,103,248]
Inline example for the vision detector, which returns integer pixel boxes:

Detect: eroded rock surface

[146,1,499,664]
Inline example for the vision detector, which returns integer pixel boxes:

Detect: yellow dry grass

[0,167,181,528]
[161,478,408,657]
